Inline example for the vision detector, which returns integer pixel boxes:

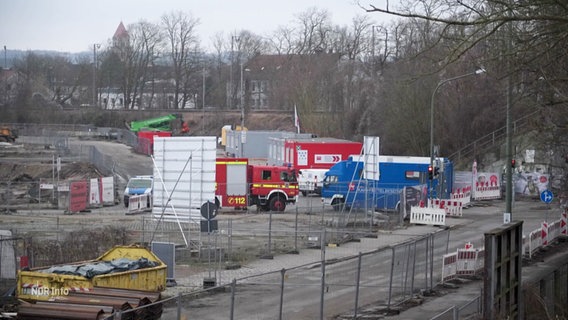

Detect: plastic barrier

[429,199,463,217]
[527,228,543,259]
[549,220,561,243]
[473,181,501,200]
[541,221,549,246]
[441,253,458,282]
[451,186,472,207]
[445,201,463,217]
[525,215,568,259]
[127,194,152,214]
[410,206,446,226]
[441,244,485,282]
[456,249,479,276]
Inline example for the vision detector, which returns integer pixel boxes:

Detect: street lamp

[429,68,486,203]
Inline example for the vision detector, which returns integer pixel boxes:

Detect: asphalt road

[157,198,560,320]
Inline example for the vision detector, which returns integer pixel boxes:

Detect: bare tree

[362,0,568,160]
[162,11,201,109]
[121,20,162,109]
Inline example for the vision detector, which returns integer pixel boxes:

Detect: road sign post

[541,190,553,222]
[540,190,553,204]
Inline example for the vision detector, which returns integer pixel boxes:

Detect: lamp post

[429,68,486,203]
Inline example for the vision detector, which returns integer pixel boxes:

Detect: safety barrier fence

[451,186,471,207]
[473,181,501,200]
[525,210,567,259]
[2,214,451,319]
[441,245,485,283]
[440,211,568,283]
[1,179,116,214]
[127,194,153,214]
[99,229,451,320]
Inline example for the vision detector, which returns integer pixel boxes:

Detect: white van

[297,169,328,196]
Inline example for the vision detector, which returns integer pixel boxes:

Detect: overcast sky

[1,0,395,53]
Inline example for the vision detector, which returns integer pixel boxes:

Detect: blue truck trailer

[321,155,453,212]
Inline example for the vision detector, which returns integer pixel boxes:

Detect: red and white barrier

[473,181,501,200]
[525,214,568,259]
[410,206,446,226]
[456,249,479,276]
[441,243,484,282]
[441,253,458,282]
[429,199,463,217]
[451,186,472,207]
[549,220,562,243]
[541,221,549,246]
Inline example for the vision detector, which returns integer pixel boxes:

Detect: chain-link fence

[89,228,455,320]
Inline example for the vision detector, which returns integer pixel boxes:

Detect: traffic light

[511,159,516,168]
[434,167,440,178]
[428,165,433,180]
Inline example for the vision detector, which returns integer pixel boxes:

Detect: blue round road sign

[540,190,553,204]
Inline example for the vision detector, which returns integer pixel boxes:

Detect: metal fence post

[230,278,237,320]
[353,252,362,319]
[279,268,286,320]
[292,209,299,254]
[430,233,435,291]
[177,292,182,319]
[262,210,274,259]
[319,228,326,320]
[388,246,395,309]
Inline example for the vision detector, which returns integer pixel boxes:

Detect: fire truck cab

[215,159,298,212]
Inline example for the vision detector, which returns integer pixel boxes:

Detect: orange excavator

[0,127,17,143]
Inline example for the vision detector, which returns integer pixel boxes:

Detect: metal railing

[448,109,540,168]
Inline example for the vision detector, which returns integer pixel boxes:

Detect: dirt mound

[0,162,103,182]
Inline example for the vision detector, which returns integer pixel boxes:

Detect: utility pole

[504,6,514,222]
[230,35,240,109]
[92,44,100,107]
[240,62,244,127]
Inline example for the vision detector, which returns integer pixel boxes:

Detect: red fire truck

[215,158,298,211]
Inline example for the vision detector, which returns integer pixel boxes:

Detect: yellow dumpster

[17,245,167,301]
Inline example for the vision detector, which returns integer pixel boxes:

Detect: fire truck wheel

[269,195,286,212]
[331,198,343,211]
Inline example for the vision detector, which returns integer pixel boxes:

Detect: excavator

[126,114,189,135]
[0,127,18,142]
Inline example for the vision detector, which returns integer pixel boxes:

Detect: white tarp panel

[100,176,115,205]
[89,178,101,206]
[152,137,217,224]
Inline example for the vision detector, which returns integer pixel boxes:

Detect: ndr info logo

[23,283,70,296]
